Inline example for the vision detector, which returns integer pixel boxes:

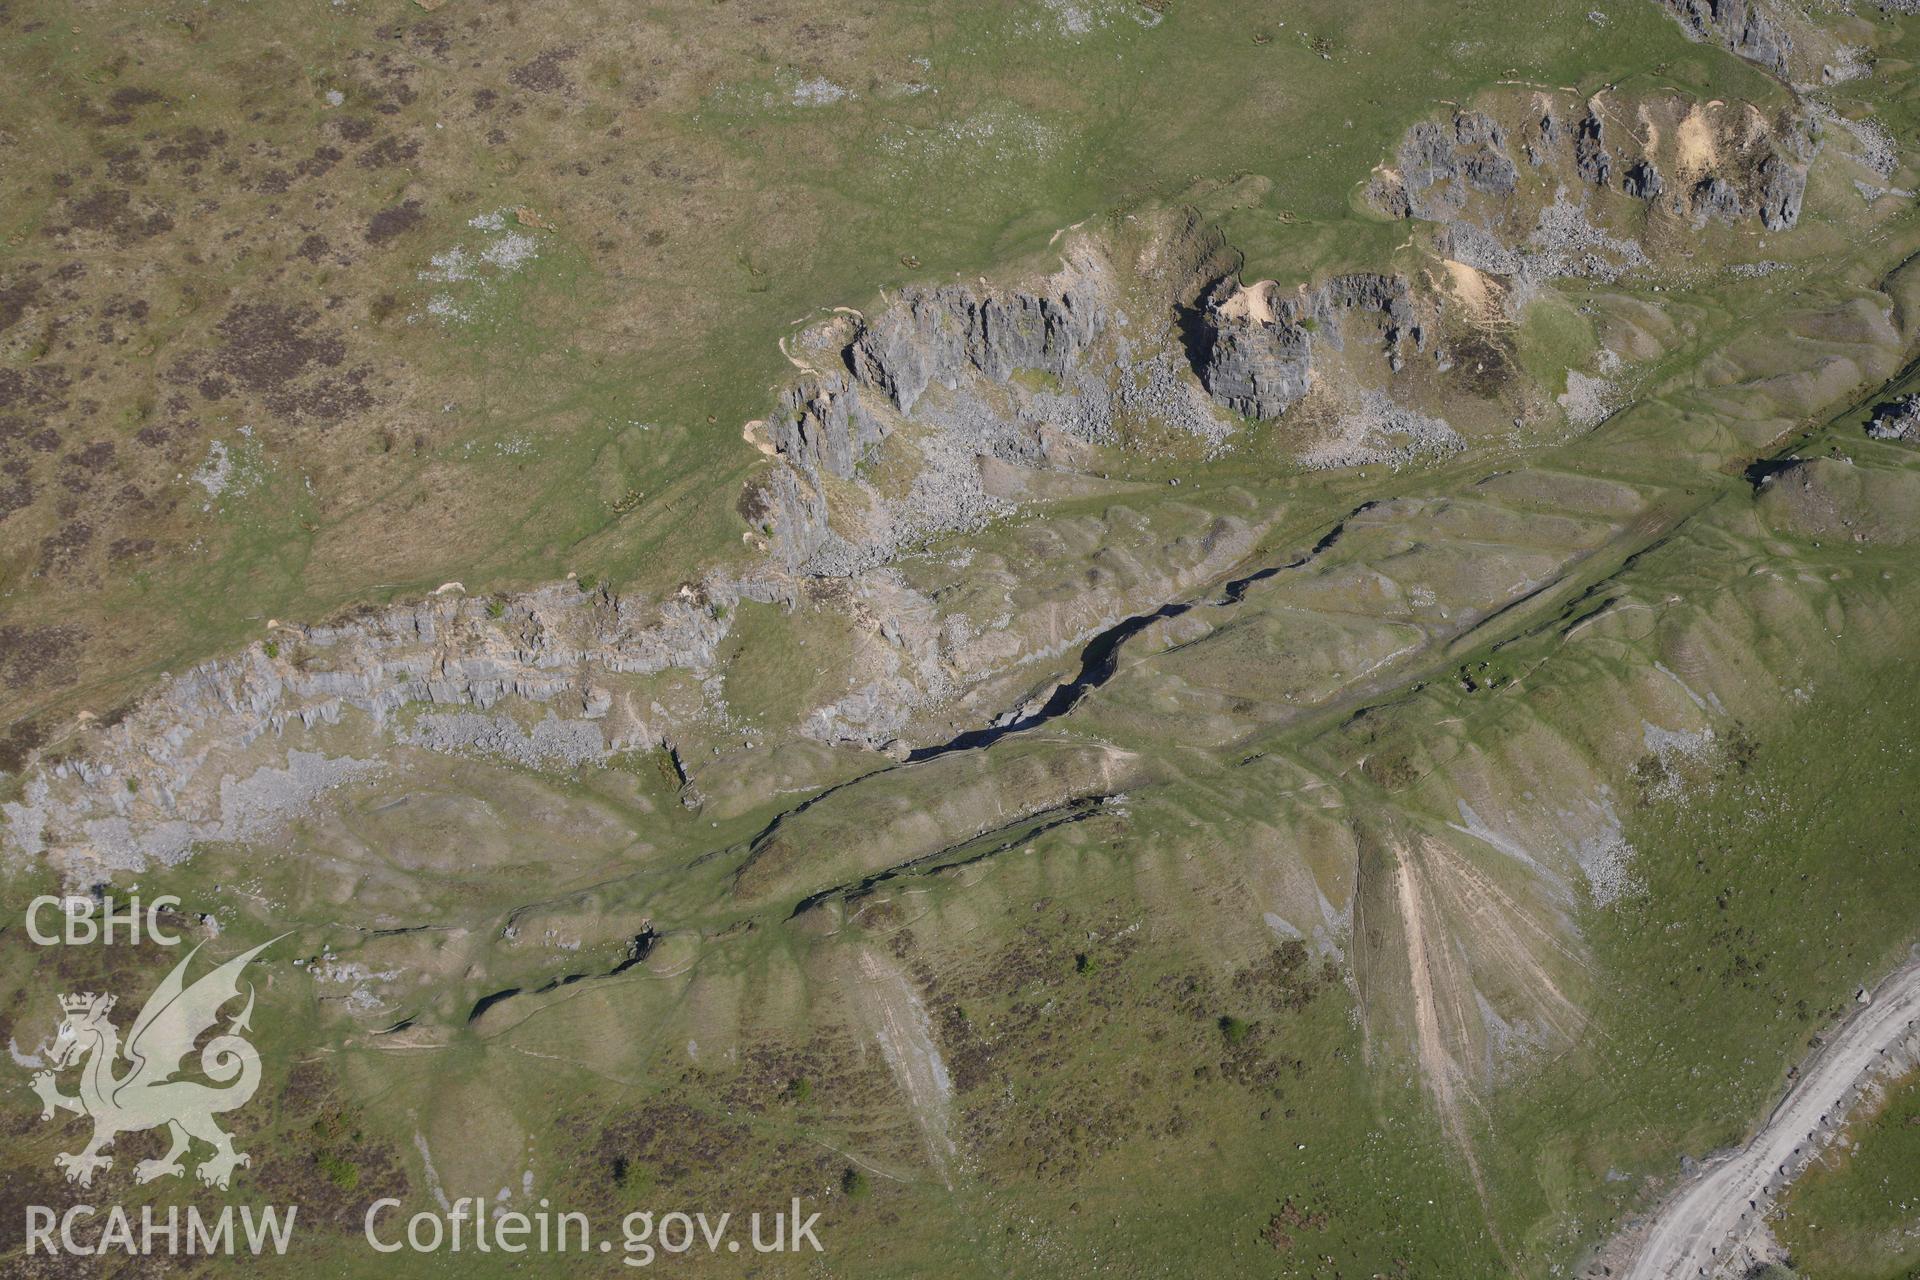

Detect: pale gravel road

[1625,957,1920,1280]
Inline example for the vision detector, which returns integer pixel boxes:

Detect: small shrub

[316,1151,359,1191]
[841,1166,869,1198]
[486,600,506,619]
[263,641,280,659]
[1218,1014,1253,1044]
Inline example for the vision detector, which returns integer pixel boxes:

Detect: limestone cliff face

[1197,273,1424,421]
[1198,86,1820,427]
[1198,302,1311,421]
[751,374,888,571]
[1373,96,1814,236]
[1655,0,1792,77]
[742,252,1122,576]
[770,373,887,482]
[848,277,1105,414]
[0,578,781,872]
[1755,147,1810,230]
[1387,110,1519,221]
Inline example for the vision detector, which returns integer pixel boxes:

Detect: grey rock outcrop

[1387,111,1519,220]
[1574,112,1612,187]
[1201,304,1312,420]
[1654,0,1792,77]
[1690,176,1746,224]
[770,373,887,481]
[1527,110,1559,167]
[1756,151,1808,230]
[849,278,1105,415]
[1378,91,1815,237]
[1623,159,1665,200]
[1198,273,1424,421]
[1313,274,1424,367]
[1868,395,1918,442]
[743,252,1121,576]
[741,457,839,569]
[2,575,792,872]
[741,373,876,571]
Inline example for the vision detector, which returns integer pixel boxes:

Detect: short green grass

[1775,1070,1920,1279]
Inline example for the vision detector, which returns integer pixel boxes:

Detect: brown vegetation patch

[363,199,423,244]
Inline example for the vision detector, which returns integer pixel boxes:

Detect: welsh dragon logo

[29,937,282,1189]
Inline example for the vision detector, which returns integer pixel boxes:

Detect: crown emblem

[59,992,114,1016]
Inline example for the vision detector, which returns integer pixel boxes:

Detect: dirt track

[1625,957,1920,1280]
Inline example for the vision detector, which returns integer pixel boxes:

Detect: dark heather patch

[0,623,83,689]
[103,145,147,185]
[207,302,374,423]
[357,134,420,169]
[0,460,33,519]
[329,115,376,143]
[108,536,156,561]
[364,199,423,244]
[213,302,342,388]
[298,146,342,178]
[0,366,70,412]
[152,126,225,165]
[509,47,576,93]
[60,187,174,243]
[65,440,115,474]
[108,86,165,111]
[0,716,48,774]
[37,520,94,572]
[0,275,40,333]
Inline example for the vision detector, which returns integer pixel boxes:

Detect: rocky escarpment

[1197,273,1426,421]
[6,67,1858,885]
[740,249,1152,576]
[1653,0,1792,78]
[1,578,779,871]
[1197,87,1822,427]
[769,373,888,482]
[848,277,1105,415]
[740,372,886,570]
[1375,95,1814,237]
[753,83,1826,562]
[5,225,1280,881]
[1389,110,1520,221]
